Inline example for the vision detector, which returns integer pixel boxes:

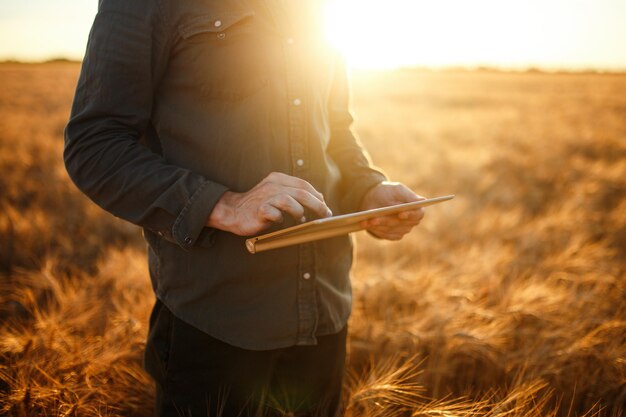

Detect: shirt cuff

[171,179,229,249]
[342,172,387,213]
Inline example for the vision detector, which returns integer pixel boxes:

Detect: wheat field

[0,63,624,416]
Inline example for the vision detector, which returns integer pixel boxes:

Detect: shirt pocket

[177,11,270,101]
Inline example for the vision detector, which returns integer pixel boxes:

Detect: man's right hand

[206,172,333,236]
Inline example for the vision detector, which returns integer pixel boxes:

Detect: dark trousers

[144,300,347,417]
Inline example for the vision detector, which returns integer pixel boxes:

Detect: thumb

[394,184,421,203]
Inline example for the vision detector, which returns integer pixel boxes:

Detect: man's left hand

[359,181,426,241]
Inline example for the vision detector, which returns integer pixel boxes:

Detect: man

[64,0,425,415]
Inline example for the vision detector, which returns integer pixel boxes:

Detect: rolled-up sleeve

[326,55,387,213]
[64,0,228,249]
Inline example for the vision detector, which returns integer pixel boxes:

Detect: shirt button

[214,20,222,28]
[217,33,226,40]
[303,272,311,280]
[292,98,301,106]
[184,236,192,244]
[296,159,304,167]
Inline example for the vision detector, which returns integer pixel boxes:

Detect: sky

[0,0,625,70]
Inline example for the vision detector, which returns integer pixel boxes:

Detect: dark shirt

[64,0,386,350]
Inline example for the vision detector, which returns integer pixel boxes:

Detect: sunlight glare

[323,0,617,71]
[323,0,530,69]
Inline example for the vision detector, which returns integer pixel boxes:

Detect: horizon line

[2,57,625,75]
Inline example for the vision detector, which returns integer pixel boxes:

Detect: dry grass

[0,63,624,416]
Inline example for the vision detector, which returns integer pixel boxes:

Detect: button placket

[296,244,317,344]
[284,30,317,344]
[286,66,307,175]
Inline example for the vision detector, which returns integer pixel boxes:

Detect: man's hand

[360,181,426,241]
[207,172,332,236]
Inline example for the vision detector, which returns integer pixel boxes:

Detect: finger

[398,208,425,222]
[268,194,306,222]
[284,187,332,218]
[393,217,423,228]
[364,211,423,230]
[265,172,325,202]
[259,203,283,223]
[368,225,413,235]
[368,216,402,228]
[370,231,405,241]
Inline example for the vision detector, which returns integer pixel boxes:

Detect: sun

[322,0,560,71]
[323,0,402,69]
[323,0,460,70]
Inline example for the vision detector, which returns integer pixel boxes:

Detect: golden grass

[0,63,624,416]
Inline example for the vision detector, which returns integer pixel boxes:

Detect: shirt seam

[154,0,174,67]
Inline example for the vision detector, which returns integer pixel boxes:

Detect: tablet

[245,194,455,253]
